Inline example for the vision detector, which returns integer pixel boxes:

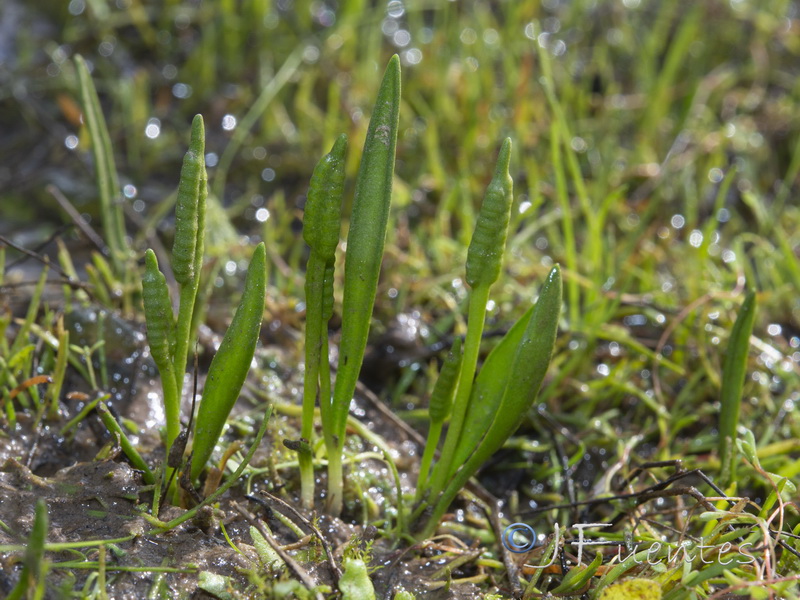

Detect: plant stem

[170,283,197,446]
[427,283,490,499]
[415,420,443,504]
[300,252,326,507]
[325,440,344,516]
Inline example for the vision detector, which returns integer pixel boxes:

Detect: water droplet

[302,45,320,63]
[393,30,411,47]
[144,118,161,139]
[172,83,192,99]
[387,0,404,18]
[460,28,477,45]
[708,167,724,183]
[162,64,178,79]
[403,48,422,65]
[68,0,85,14]
[670,214,685,229]
[98,39,115,57]
[483,28,499,45]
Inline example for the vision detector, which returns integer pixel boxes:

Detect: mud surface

[0,306,495,599]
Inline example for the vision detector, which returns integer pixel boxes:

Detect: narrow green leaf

[74,55,126,270]
[550,551,602,594]
[330,56,401,439]
[191,243,266,480]
[27,499,48,579]
[719,290,757,483]
[325,55,400,515]
[7,498,49,600]
[97,401,156,485]
[466,265,561,467]
[449,302,536,469]
[10,263,48,356]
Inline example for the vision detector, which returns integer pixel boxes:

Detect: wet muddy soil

[0,305,499,599]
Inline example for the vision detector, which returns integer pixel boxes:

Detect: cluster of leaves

[2,0,800,597]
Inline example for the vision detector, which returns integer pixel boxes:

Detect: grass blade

[7,498,49,600]
[719,289,757,484]
[97,401,156,485]
[74,55,127,271]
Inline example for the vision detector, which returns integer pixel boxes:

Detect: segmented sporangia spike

[172,115,205,285]
[465,138,513,289]
[142,249,174,370]
[427,337,463,424]
[304,134,347,260]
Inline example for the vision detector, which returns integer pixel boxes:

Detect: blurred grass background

[2,0,800,515]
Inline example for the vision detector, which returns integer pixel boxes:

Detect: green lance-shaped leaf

[142,250,175,371]
[172,115,206,286]
[421,266,561,539]
[465,138,514,289]
[300,135,347,507]
[416,338,462,502]
[191,242,266,480]
[328,57,401,444]
[324,56,400,515]
[719,289,757,483]
[449,301,536,471]
[427,139,513,500]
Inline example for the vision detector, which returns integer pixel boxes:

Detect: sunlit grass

[1,0,800,597]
